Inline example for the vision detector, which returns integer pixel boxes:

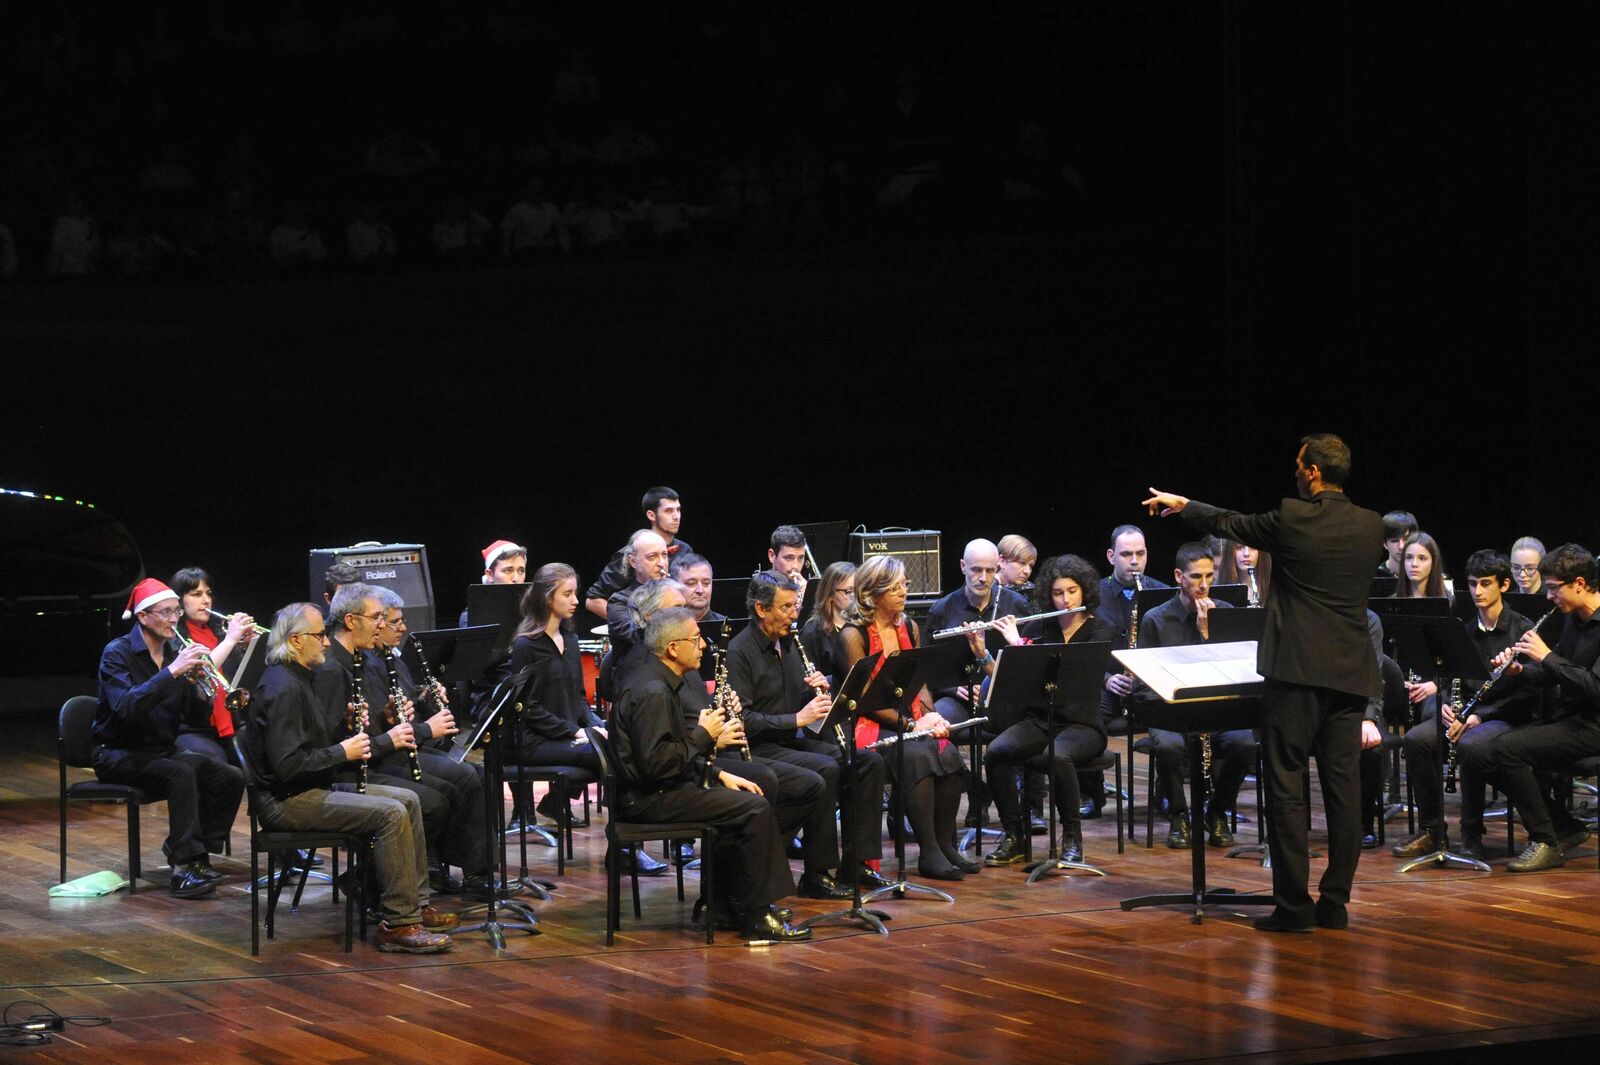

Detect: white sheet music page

[1112,641,1264,702]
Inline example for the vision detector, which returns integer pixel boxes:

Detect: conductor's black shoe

[1556,825,1592,855]
[632,849,670,877]
[170,865,219,898]
[191,859,225,882]
[796,872,854,900]
[984,833,1027,866]
[1313,903,1349,930]
[1166,818,1191,850]
[1252,910,1314,933]
[1454,833,1487,861]
[1507,840,1565,873]
[1206,815,1235,849]
[856,866,894,890]
[785,836,804,860]
[738,908,813,944]
[1061,836,1084,864]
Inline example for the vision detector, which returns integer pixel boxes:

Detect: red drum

[579,638,607,706]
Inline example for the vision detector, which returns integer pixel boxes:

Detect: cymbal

[590,624,610,636]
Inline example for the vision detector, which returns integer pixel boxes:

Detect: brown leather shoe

[420,906,460,933]
[1390,831,1439,858]
[377,922,452,953]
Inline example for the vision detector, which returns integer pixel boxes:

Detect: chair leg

[128,801,143,892]
[289,850,313,912]
[631,846,643,918]
[1115,755,1125,854]
[605,844,619,946]
[702,832,714,946]
[250,829,262,956]
[266,850,279,940]
[555,780,567,876]
[674,838,686,901]
[343,846,355,952]
[59,795,68,887]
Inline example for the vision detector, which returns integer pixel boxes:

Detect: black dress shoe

[855,867,893,890]
[984,833,1027,866]
[170,865,219,899]
[1029,814,1048,836]
[1360,832,1380,850]
[191,859,225,882]
[916,863,964,881]
[1253,910,1314,933]
[1079,799,1105,820]
[796,872,854,900]
[770,904,794,922]
[429,863,462,895]
[1314,903,1348,930]
[631,849,670,877]
[1166,817,1191,850]
[536,793,575,827]
[1206,815,1235,849]
[1061,836,1084,864]
[737,907,813,943]
[673,841,697,863]
[785,836,804,860]
[1454,834,1487,860]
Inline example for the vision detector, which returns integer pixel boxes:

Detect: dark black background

[4,3,1596,624]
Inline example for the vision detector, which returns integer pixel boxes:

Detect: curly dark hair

[1031,554,1101,614]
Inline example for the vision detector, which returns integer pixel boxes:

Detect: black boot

[984,823,1028,866]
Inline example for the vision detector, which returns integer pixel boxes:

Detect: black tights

[905,774,967,873]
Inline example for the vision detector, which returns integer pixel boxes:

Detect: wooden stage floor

[5,713,1599,1064]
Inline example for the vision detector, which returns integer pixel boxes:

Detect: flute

[864,716,988,751]
[931,606,1086,641]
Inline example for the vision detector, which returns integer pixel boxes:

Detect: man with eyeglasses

[243,602,453,952]
[92,579,245,897]
[311,583,458,917]
[1462,542,1600,872]
[611,607,809,942]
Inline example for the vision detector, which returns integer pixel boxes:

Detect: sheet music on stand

[229,634,265,693]
[1112,641,1263,703]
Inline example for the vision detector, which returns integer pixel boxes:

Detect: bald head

[960,539,1001,606]
[628,530,670,583]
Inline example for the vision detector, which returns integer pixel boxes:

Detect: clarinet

[387,648,423,782]
[412,639,451,715]
[1117,573,1145,716]
[791,621,845,753]
[1246,565,1261,608]
[701,625,747,789]
[1443,678,1463,794]
[349,651,370,794]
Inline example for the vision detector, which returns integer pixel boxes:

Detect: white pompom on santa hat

[123,578,179,620]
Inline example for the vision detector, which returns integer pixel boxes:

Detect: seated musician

[1133,542,1258,849]
[611,576,829,886]
[997,533,1038,597]
[838,556,974,881]
[1397,531,1453,605]
[171,565,261,766]
[1218,540,1272,607]
[985,554,1117,865]
[1380,511,1419,579]
[457,539,526,626]
[92,578,245,897]
[1461,543,1600,872]
[611,607,810,942]
[584,487,693,619]
[729,571,890,893]
[1393,549,1542,860]
[672,552,725,624]
[244,603,454,952]
[1511,536,1545,594]
[799,561,855,684]
[604,530,671,659]
[310,583,459,911]
[1092,525,1171,817]
[925,538,1031,727]
[367,587,492,897]
[321,561,360,611]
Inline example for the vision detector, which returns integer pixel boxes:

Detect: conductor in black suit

[1143,433,1384,933]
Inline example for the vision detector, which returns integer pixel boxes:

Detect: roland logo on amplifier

[365,569,398,581]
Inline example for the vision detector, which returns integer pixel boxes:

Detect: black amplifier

[308,543,435,633]
[849,529,941,597]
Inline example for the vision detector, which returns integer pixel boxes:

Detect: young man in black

[1462,543,1600,872]
[585,487,693,619]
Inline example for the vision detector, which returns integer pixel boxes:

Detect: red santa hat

[123,578,178,620]
[481,539,526,571]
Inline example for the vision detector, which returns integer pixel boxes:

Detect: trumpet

[207,607,269,636]
[171,620,248,711]
[931,606,1085,641]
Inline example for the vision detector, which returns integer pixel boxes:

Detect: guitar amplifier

[308,543,435,633]
[850,529,941,597]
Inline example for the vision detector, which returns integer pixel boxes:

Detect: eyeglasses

[354,611,388,625]
[293,629,330,641]
[668,633,706,650]
[1511,565,1539,575]
[147,607,183,620]
[1544,580,1567,593]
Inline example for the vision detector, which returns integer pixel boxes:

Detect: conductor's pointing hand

[1142,488,1190,517]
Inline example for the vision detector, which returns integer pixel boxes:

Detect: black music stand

[448,671,542,948]
[1115,643,1275,923]
[857,647,958,905]
[987,642,1113,881]
[799,654,896,935]
[1381,608,1491,874]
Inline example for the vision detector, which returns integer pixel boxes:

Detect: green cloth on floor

[50,871,130,897]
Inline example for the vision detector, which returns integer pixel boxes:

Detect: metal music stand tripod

[987,641,1113,881]
[447,670,543,948]
[799,653,896,935]
[858,647,957,905]
[1382,606,1492,874]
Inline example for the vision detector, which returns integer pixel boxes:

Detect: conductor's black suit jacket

[1183,491,1384,700]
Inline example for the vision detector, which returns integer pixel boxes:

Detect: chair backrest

[229,724,271,819]
[59,695,100,768]
[584,726,618,797]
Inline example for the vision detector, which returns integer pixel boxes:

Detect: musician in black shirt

[1392,550,1539,859]
[1465,543,1600,872]
[728,572,889,893]
[925,539,1031,726]
[604,530,672,658]
[585,487,693,619]
[672,552,726,624]
[1133,543,1258,849]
